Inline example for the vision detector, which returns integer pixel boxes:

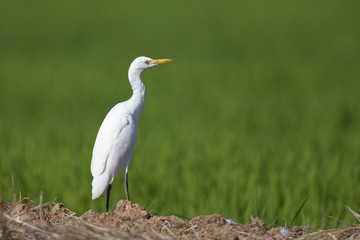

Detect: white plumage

[90,56,173,211]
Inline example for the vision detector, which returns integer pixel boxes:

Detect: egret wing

[90,104,131,177]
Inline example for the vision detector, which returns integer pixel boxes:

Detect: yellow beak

[150,59,174,65]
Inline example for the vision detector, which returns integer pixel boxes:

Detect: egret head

[129,56,174,74]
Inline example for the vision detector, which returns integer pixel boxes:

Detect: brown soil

[0,199,359,239]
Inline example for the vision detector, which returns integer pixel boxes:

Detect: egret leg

[106,184,112,212]
[124,167,130,201]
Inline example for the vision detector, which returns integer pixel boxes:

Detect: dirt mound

[79,200,309,239]
[0,199,359,239]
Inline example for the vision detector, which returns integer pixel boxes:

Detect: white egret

[91,56,174,212]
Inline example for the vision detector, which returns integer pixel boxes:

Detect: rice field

[1,0,360,228]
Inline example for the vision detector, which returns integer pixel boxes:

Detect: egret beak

[150,59,174,65]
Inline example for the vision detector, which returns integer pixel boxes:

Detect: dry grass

[0,200,168,240]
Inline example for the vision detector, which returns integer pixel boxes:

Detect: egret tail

[92,173,110,200]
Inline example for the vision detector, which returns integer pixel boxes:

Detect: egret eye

[144,60,151,65]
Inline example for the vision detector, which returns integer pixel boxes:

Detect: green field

[1,1,360,229]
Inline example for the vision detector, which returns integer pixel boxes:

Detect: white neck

[127,68,146,124]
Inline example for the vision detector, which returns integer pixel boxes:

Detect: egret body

[91,56,173,212]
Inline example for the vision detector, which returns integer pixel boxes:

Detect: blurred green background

[1,1,360,229]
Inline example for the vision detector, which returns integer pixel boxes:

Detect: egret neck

[128,67,146,124]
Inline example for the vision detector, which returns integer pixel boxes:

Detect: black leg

[106,184,112,212]
[125,171,130,201]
